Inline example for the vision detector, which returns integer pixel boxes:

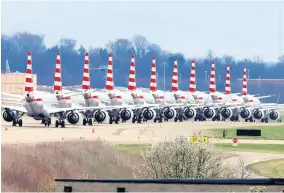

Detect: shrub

[1,139,139,192]
[135,135,249,179]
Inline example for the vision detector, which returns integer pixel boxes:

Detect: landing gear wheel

[18,119,23,127]
[83,118,87,126]
[48,118,51,125]
[88,119,92,125]
[12,119,17,126]
[55,120,59,128]
[61,121,65,128]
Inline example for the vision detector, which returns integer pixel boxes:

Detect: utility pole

[279,7,282,57]
[163,62,166,92]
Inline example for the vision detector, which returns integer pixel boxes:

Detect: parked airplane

[234,66,282,122]
[1,52,87,127]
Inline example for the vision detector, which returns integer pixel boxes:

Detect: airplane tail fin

[242,66,247,96]
[105,53,114,91]
[189,60,196,93]
[128,55,136,91]
[225,64,231,94]
[25,52,34,92]
[209,61,216,93]
[149,57,157,92]
[54,52,62,92]
[82,52,91,90]
[171,58,178,92]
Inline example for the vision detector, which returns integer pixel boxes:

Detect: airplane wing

[2,101,24,106]
[46,106,88,115]
[1,104,28,113]
[78,104,137,111]
[256,95,275,99]
[1,92,24,99]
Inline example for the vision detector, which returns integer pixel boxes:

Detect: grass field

[115,143,284,155]
[248,158,284,177]
[215,143,284,153]
[204,126,284,140]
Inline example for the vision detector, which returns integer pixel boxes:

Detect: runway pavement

[2,117,284,145]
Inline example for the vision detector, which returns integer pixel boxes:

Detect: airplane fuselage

[23,99,51,119]
[83,93,100,107]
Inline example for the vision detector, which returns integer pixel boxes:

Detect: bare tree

[207,49,214,61]
[222,55,235,65]
[134,135,236,179]
[235,157,252,178]
[132,35,149,58]
[278,55,284,63]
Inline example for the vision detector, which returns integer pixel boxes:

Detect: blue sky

[2,1,284,62]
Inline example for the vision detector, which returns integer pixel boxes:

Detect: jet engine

[268,109,279,121]
[184,107,196,120]
[2,110,14,122]
[93,110,108,123]
[162,107,177,120]
[239,107,252,119]
[203,107,216,119]
[120,109,134,122]
[67,111,80,124]
[252,108,265,120]
[141,107,156,121]
[25,93,34,102]
[221,108,233,119]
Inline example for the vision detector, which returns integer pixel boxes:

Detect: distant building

[1,72,37,94]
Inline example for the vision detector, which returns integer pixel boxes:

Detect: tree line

[1,32,284,95]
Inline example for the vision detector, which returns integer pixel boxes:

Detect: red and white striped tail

[82,52,90,90]
[128,55,136,91]
[209,61,216,93]
[171,58,178,92]
[242,66,247,96]
[105,53,114,90]
[25,52,33,92]
[54,52,62,91]
[149,57,157,92]
[225,64,231,94]
[189,60,196,93]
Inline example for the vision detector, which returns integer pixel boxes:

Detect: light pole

[258,76,261,87]
[205,71,208,84]
[163,62,166,92]
[157,72,159,87]
[248,69,250,79]
[218,74,221,82]
[179,73,182,87]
